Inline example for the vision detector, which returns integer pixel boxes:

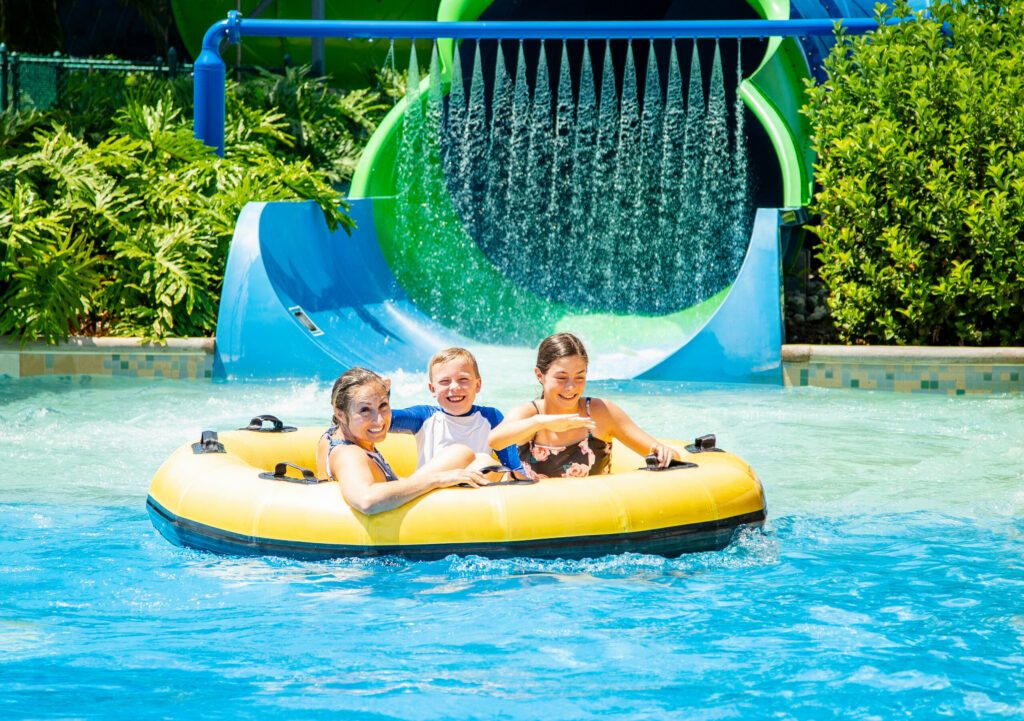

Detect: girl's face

[536,355,588,408]
[339,382,391,446]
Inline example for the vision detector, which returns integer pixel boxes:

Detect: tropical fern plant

[0,75,360,344]
[229,65,393,185]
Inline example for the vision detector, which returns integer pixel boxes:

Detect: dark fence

[0,45,190,113]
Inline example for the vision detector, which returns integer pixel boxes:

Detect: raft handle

[482,465,538,485]
[458,466,538,486]
[488,477,538,485]
[240,415,297,433]
[643,455,698,471]
[258,462,326,484]
[192,430,225,454]
[685,434,724,453]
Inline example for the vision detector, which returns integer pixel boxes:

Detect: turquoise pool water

[2,370,1023,719]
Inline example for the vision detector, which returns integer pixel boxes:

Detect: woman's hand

[649,441,679,468]
[432,468,490,488]
[541,414,597,433]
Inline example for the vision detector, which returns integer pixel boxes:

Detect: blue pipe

[210,17,884,41]
[194,12,894,154]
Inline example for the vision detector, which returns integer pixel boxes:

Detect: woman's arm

[331,444,486,515]
[591,398,680,467]
[487,403,596,449]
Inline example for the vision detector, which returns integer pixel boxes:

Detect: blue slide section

[640,209,783,383]
[214,199,466,379]
[215,200,782,383]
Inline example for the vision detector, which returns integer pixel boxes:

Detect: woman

[488,333,679,480]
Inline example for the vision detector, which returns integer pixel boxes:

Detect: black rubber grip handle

[258,462,323,484]
[642,455,698,471]
[240,415,297,432]
[192,430,225,454]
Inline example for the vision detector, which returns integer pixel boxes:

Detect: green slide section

[349,0,758,349]
[741,0,816,207]
[171,0,440,87]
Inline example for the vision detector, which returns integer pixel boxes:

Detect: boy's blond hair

[428,347,480,380]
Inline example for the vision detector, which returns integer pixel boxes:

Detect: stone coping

[7,338,1021,361]
[7,337,1021,360]
[783,344,1024,365]
[0,336,215,353]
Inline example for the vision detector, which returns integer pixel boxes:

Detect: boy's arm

[389,405,435,435]
[480,406,525,474]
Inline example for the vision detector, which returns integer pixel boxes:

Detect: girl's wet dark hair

[330,367,388,424]
[535,332,589,375]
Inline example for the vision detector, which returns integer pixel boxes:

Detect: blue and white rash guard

[390,405,523,473]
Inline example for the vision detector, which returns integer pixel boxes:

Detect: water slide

[211,0,887,382]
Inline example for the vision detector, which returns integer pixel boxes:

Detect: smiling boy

[390,348,524,476]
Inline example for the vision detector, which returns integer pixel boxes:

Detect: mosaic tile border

[0,337,214,380]
[3,339,1022,393]
[782,345,1024,395]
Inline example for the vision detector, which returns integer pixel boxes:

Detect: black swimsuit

[322,426,398,482]
[518,398,612,479]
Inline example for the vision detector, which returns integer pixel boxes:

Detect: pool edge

[2,337,1022,394]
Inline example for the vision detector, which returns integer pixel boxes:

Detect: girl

[316,367,489,515]
[488,333,679,479]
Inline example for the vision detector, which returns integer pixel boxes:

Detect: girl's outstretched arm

[332,444,487,515]
[591,398,680,467]
[488,403,595,449]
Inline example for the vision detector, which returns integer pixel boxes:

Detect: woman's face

[536,355,588,408]
[339,382,391,446]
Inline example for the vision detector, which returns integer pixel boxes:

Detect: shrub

[230,65,397,186]
[804,0,1024,345]
[0,87,351,343]
[0,67,398,344]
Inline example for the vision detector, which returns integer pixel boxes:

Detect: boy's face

[429,358,481,416]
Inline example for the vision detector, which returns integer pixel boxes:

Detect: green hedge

[0,69,397,344]
[804,0,1024,345]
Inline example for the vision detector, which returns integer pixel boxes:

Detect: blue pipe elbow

[194,18,229,156]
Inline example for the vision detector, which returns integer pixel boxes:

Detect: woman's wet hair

[535,332,589,375]
[330,367,388,424]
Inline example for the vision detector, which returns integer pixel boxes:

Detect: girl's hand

[433,468,489,488]
[541,414,597,433]
[650,442,679,468]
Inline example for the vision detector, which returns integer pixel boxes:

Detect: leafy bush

[0,67,398,344]
[804,0,1024,345]
[0,74,194,156]
[0,82,353,343]
[230,65,400,185]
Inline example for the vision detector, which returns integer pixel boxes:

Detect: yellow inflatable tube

[146,423,766,560]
